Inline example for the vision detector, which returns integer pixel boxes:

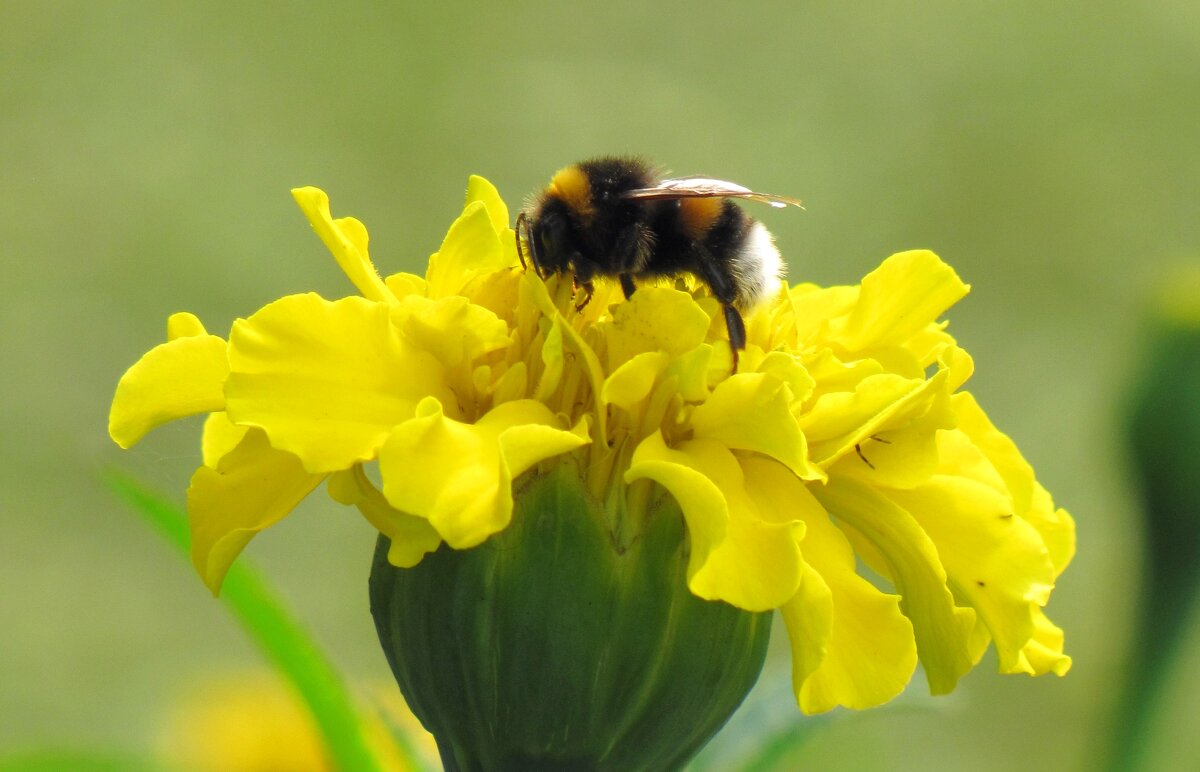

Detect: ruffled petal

[378,398,589,548]
[755,350,815,407]
[625,435,804,611]
[814,477,976,695]
[384,272,427,300]
[225,293,455,473]
[951,392,1076,574]
[462,174,520,270]
[624,433,726,595]
[830,382,957,490]
[109,331,228,448]
[884,474,1057,674]
[291,187,395,304]
[746,459,916,712]
[187,429,324,594]
[328,467,442,568]
[829,250,970,352]
[803,370,952,473]
[1026,485,1076,577]
[604,288,711,369]
[691,373,822,480]
[789,283,858,347]
[201,412,248,468]
[391,294,511,370]
[167,311,208,340]
[1011,609,1072,676]
[465,175,510,235]
[426,201,508,299]
[602,352,670,412]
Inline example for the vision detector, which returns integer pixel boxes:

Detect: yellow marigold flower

[110,178,1073,765]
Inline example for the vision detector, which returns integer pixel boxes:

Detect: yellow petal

[885,475,1058,674]
[383,271,427,300]
[625,433,727,595]
[789,283,858,346]
[535,318,565,402]
[602,352,670,412]
[459,262,523,323]
[803,349,885,399]
[747,459,916,712]
[803,370,951,472]
[332,467,442,568]
[491,361,528,405]
[830,250,970,352]
[801,373,919,447]
[690,372,822,480]
[604,287,712,369]
[167,311,208,340]
[1011,609,1072,676]
[951,392,1035,512]
[225,293,454,473]
[201,412,248,468]
[379,398,589,548]
[426,201,507,299]
[814,477,976,695]
[779,566,834,709]
[756,350,815,408]
[951,392,1075,574]
[391,294,511,370]
[109,332,229,448]
[465,175,510,235]
[830,383,956,490]
[291,187,395,304]
[553,302,609,444]
[665,344,714,403]
[939,342,975,391]
[625,435,804,610]
[1027,486,1076,577]
[187,429,324,594]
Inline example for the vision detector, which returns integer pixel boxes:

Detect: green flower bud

[369,459,772,771]
[1108,268,1200,770]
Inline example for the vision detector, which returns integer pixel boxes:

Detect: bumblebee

[516,156,802,368]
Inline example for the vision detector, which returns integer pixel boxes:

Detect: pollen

[548,165,594,219]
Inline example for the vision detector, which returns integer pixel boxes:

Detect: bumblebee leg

[620,273,637,299]
[692,242,746,372]
[575,280,595,311]
[722,304,747,370]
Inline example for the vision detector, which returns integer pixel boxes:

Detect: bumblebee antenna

[515,211,529,270]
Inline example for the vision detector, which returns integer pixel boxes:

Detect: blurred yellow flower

[110,177,1073,716]
[160,672,437,772]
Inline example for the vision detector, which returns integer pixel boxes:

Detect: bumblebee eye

[534,210,570,271]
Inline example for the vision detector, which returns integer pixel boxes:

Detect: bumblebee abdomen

[677,197,725,240]
[728,220,784,308]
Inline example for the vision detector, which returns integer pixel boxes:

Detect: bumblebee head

[516,203,575,278]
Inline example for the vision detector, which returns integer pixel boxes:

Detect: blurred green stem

[103,470,401,772]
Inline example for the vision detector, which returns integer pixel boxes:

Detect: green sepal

[369,459,772,771]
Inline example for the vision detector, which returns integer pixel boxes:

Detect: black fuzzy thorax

[574,157,659,274]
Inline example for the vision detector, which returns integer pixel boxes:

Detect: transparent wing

[623,176,804,209]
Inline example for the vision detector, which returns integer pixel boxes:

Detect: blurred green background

[3,1,1198,769]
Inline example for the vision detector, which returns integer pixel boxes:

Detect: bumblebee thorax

[547,165,594,220]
